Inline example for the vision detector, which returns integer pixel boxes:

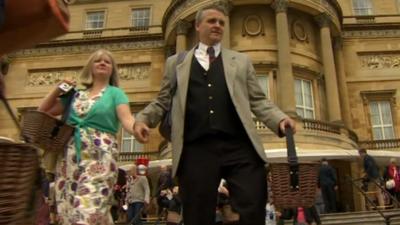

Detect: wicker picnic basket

[0,142,41,225]
[270,127,319,208]
[21,110,74,153]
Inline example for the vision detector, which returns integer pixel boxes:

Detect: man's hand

[133,121,150,143]
[279,117,296,135]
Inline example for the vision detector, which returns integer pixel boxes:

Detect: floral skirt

[55,128,119,225]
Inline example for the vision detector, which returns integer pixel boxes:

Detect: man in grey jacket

[133,4,295,225]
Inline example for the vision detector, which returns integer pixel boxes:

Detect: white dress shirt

[194,42,221,71]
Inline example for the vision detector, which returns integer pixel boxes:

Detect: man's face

[196,9,225,46]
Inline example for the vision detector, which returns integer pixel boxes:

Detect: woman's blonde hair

[80,49,119,88]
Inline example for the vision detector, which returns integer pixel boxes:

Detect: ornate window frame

[130,6,152,32]
[84,10,106,30]
[360,90,397,140]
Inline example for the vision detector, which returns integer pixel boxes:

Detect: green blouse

[61,85,129,162]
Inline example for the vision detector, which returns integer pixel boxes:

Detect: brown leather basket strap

[285,126,299,191]
[0,97,21,131]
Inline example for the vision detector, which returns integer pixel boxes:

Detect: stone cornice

[342,29,400,38]
[13,40,164,57]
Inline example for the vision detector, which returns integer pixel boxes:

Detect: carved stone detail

[291,20,308,42]
[27,63,151,87]
[118,63,151,81]
[170,0,203,24]
[242,15,265,37]
[360,54,400,69]
[271,0,289,13]
[314,13,330,28]
[14,40,164,57]
[27,69,80,87]
[176,20,192,35]
[216,0,234,14]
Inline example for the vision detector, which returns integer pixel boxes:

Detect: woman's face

[92,53,113,81]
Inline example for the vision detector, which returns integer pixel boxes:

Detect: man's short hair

[358,148,367,154]
[195,4,227,25]
[321,157,328,162]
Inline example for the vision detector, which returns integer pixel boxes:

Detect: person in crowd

[38,49,137,224]
[318,158,337,213]
[383,158,400,204]
[132,4,295,225]
[358,148,385,207]
[156,165,174,217]
[163,185,182,225]
[265,199,277,225]
[216,179,239,224]
[125,164,151,225]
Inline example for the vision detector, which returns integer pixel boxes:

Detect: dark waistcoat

[184,54,247,143]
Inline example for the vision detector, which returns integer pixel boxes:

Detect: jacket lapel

[176,48,194,113]
[221,48,237,99]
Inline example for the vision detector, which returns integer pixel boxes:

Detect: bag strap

[60,89,76,123]
[285,126,299,191]
[0,95,21,131]
[169,51,188,97]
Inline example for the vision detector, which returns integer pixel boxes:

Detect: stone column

[315,13,342,123]
[218,0,233,48]
[176,20,191,53]
[334,37,352,128]
[271,0,296,116]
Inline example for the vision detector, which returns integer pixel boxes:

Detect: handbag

[0,0,74,55]
[270,126,319,208]
[21,90,76,153]
[159,51,187,141]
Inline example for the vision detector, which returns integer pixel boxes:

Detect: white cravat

[194,42,221,71]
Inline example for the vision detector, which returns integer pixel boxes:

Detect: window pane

[383,127,395,139]
[295,80,303,105]
[369,100,395,140]
[352,0,372,15]
[295,79,314,119]
[369,102,380,125]
[86,11,104,30]
[296,108,304,118]
[373,127,383,140]
[381,102,393,124]
[122,140,131,152]
[132,8,150,27]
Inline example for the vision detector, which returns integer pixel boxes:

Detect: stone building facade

[1,0,400,211]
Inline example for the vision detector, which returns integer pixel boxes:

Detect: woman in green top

[39,49,137,225]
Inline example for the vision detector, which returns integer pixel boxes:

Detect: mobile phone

[58,82,73,93]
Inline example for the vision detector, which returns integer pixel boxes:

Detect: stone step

[319,209,400,225]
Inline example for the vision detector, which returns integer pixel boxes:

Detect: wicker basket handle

[285,126,299,190]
